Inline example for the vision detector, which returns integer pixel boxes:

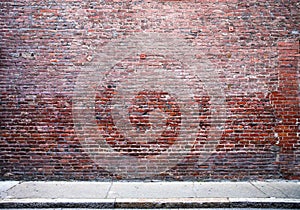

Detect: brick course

[0,0,299,180]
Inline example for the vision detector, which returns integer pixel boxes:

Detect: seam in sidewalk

[192,181,197,198]
[1,181,20,199]
[266,183,289,198]
[249,181,269,197]
[7,182,20,192]
[104,181,113,199]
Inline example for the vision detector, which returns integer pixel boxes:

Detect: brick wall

[0,0,299,180]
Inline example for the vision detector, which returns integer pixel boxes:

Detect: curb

[1,198,300,209]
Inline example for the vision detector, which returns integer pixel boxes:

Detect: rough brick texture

[0,0,299,180]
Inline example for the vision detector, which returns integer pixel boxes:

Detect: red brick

[0,0,299,181]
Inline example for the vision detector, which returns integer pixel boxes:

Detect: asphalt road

[2,208,295,210]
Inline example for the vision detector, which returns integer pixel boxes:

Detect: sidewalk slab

[107,182,195,199]
[4,182,111,199]
[251,181,300,198]
[193,182,266,198]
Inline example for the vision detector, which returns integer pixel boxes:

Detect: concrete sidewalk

[0,181,299,208]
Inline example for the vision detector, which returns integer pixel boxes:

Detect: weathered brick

[0,0,299,181]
